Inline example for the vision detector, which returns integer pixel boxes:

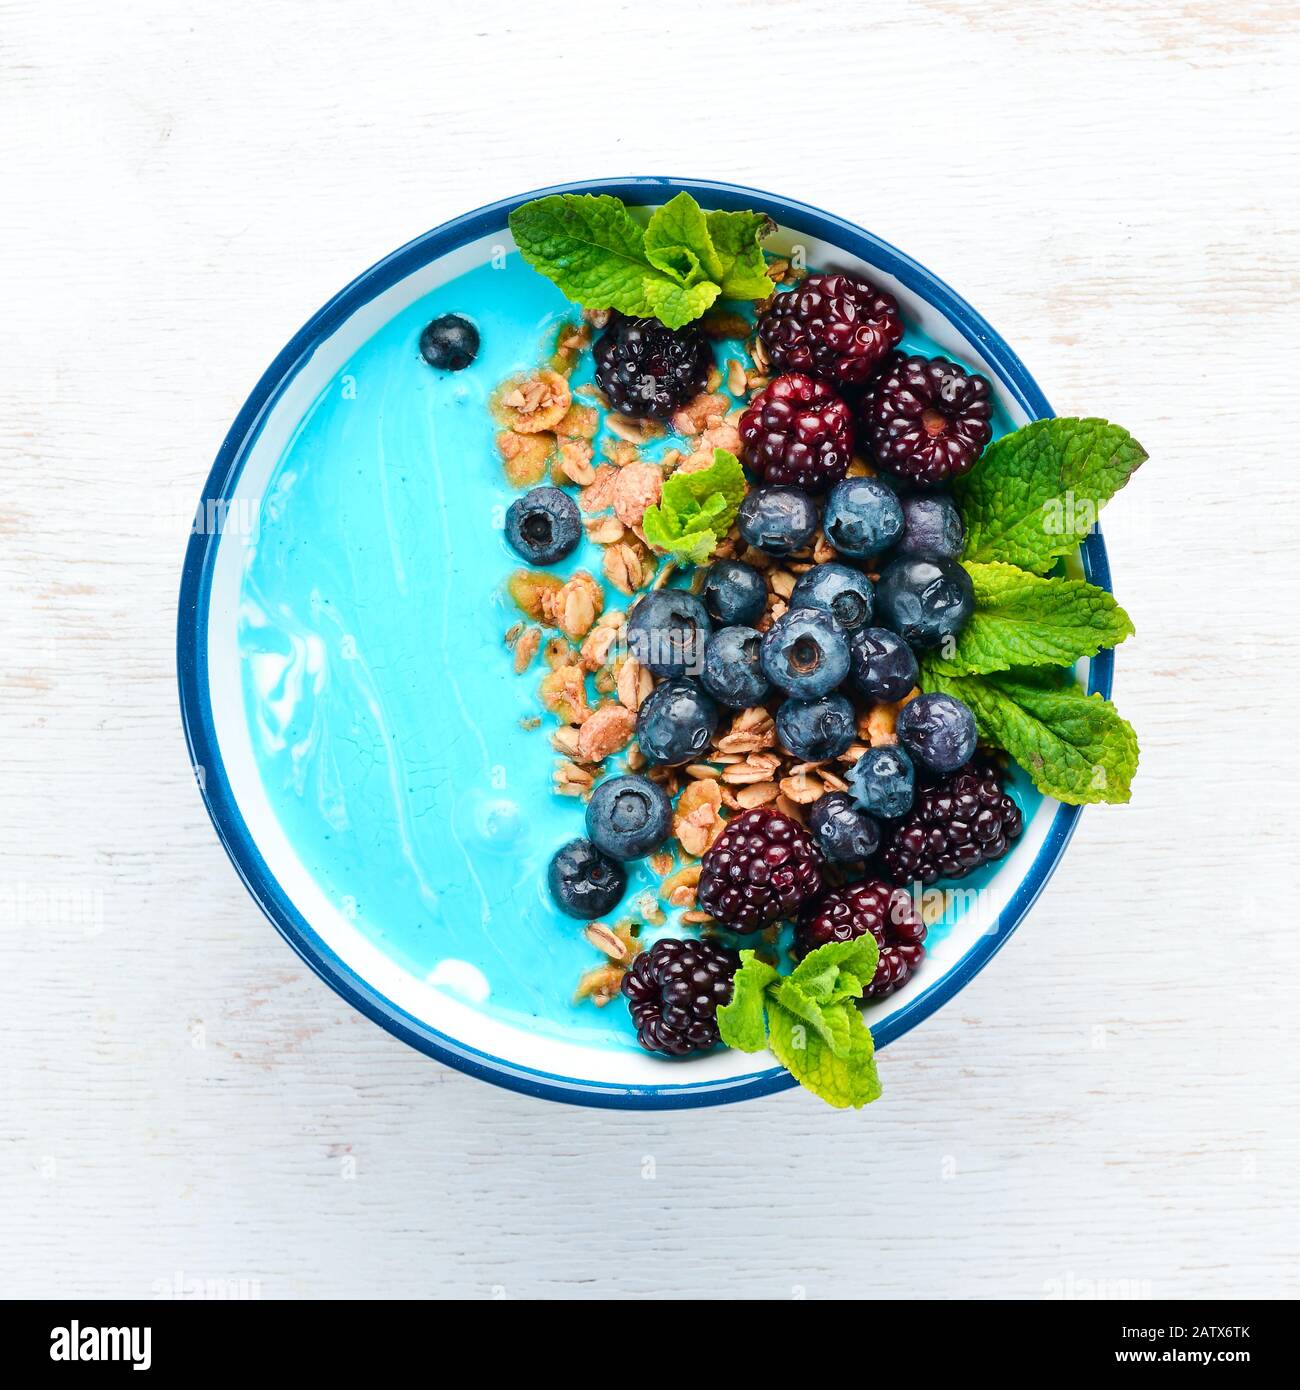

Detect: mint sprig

[921,663,1139,805]
[929,560,1135,676]
[508,191,776,330]
[956,417,1147,574]
[717,940,884,1110]
[642,449,748,565]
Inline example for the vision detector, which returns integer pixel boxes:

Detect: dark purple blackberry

[739,372,855,492]
[622,937,739,1057]
[697,807,826,934]
[758,274,903,391]
[862,353,994,487]
[593,314,711,419]
[881,760,1023,887]
[796,879,927,999]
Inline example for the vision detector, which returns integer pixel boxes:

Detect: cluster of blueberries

[545,479,983,918]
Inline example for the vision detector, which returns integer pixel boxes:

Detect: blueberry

[636,678,719,765]
[701,626,770,709]
[736,486,819,556]
[700,559,767,626]
[809,791,881,864]
[760,607,851,699]
[789,562,875,634]
[419,314,479,371]
[896,692,978,773]
[547,838,626,918]
[585,774,672,861]
[775,693,856,761]
[848,626,920,702]
[626,590,712,678]
[846,744,915,819]
[876,556,974,651]
[898,494,964,560]
[504,486,581,565]
[822,477,904,558]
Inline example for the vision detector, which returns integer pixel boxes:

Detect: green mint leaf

[508,194,664,318]
[928,561,1135,676]
[922,666,1139,805]
[787,934,880,1007]
[956,418,1148,574]
[510,193,775,329]
[640,508,717,566]
[660,449,747,529]
[644,191,725,284]
[644,276,721,330]
[716,951,777,1053]
[773,978,853,1057]
[642,450,748,565]
[705,209,777,299]
[768,999,882,1110]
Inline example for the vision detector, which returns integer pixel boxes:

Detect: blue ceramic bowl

[177,178,1112,1109]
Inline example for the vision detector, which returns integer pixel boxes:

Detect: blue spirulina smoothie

[238,250,1035,1050]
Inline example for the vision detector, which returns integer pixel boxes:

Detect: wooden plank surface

[2,0,1298,1299]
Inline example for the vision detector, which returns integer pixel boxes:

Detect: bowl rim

[177,175,1113,1110]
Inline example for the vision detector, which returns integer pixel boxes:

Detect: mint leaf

[705,209,777,299]
[509,193,776,329]
[715,951,776,1053]
[642,449,748,565]
[956,418,1148,574]
[929,561,1135,676]
[922,665,1139,804]
[768,1000,882,1110]
[509,194,666,318]
[644,191,724,284]
[661,449,747,525]
[640,513,716,566]
[787,934,880,1006]
[717,938,884,1108]
[644,276,720,330]
[774,978,853,1056]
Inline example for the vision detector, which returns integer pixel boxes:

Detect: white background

[2,0,1298,1300]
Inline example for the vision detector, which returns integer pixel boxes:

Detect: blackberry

[796,879,927,999]
[862,353,994,487]
[758,274,903,390]
[593,314,711,419]
[881,760,1023,887]
[622,937,739,1057]
[698,807,826,934]
[739,372,855,492]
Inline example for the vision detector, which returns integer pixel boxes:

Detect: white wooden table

[3,0,1298,1300]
